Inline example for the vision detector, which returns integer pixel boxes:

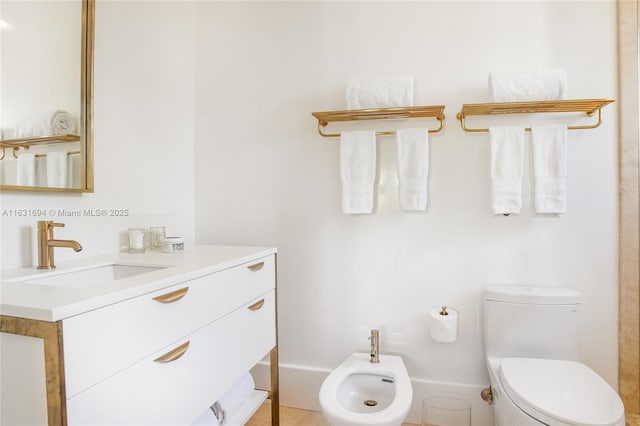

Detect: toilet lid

[500,358,624,426]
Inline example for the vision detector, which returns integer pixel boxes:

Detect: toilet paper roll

[430,307,458,343]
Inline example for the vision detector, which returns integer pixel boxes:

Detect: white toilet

[483,285,625,426]
[319,352,412,426]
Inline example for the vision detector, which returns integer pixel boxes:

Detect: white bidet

[319,353,412,426]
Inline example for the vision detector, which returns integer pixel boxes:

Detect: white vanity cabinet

[0,246,279,426]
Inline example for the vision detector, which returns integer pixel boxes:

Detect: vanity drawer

[63,255,274,398]
[66,291,276,426]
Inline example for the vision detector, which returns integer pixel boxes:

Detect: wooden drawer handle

[247,262,264,271]
[153,341,190,363]
[248,299,265,311]
[152,287,189,303]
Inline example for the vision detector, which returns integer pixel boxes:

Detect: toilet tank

[483,286,581,361]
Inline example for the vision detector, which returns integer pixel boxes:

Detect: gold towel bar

[456,98,615,133]
[311,105,446,137]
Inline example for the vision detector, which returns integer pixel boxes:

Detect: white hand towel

[35,156,47,187]
[47,151,68,188]
[396,128,429,211]
[488,69,567,102]
[16,153,36,186]
[340,130,376,214]
[489,126,525,215]
[2,159,17,185]
[346,75,414,109]
[531,125,568,215]
[67,152,82,188]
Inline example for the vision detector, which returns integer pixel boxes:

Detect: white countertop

[0,245,276,322]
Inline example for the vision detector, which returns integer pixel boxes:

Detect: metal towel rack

[0,135,81,160]
[456,98,615,133]
[311,105,446,137]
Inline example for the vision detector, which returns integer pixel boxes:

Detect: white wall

[194,1,618,422]
[0,1,197,269]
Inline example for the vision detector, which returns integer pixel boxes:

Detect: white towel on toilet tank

[345,75,414,109]
[488,69,567,102]
[396,128,429,211]
[489,126,525,215]
[531,125,568,215]
[340,130,376,214]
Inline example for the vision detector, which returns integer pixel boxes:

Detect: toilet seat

[499,357,625,426]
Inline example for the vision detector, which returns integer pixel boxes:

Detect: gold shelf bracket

[311,105,446,138]
[456,98,615,133]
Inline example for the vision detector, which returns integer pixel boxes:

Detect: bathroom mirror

[0,0,94,192]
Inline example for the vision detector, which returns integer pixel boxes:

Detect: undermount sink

[10,263,167,288]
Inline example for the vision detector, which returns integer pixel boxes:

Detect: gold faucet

[37,221,82,270]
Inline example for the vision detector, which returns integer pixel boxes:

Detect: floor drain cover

[363,400,378,407]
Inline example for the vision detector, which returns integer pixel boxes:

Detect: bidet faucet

[369,329,379,363]
[37,221,82,270]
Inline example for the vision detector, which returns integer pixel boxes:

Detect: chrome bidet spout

[369,329,379,363]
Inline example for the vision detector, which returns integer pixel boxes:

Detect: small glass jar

[128,228,147,253]
[162,236,184,253]
[149,226,166,250]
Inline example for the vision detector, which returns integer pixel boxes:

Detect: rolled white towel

[346,75,414,109]
[16,110,77,137]
[488,69,567,102]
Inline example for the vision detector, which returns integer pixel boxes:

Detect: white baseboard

[251,361,494,425]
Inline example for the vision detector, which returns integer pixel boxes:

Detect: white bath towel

[396,128,429,211]
[16,153,36,186]
[489,126,525,215]
[346,75,414,109]
[211,372,255,424]
[46,151,68,188]
[531,125,568,215]
[340,130,377,214]
[1,159,17,185]
[16,110,77,138]
[35,156,47,187]
[67,152,82,188]
[488,69,567,102]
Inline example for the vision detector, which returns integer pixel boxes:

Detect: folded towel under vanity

[46,151,68,188]
[531,125,568,215]
[396,128,429,211]
[489,126,525,215]
[488,69,567,102]
[345,75,414,109]
[211,372,255,424]
[16,153,36,186]
[191,407,220,426]
[340,130,377,214]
